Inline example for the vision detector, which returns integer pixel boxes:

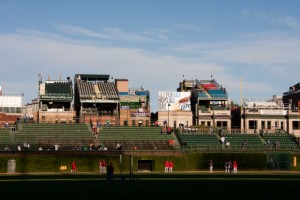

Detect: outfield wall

[1,151,300,173]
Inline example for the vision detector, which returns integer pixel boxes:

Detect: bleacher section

[221,134,265,149]
[198,80,228,99]
[14,123,93,150]
[176,133,221,149]
[98,126,175,151]
[76,81,118,100]
[207,89,228,98]
[1,123,299,152]
[202,83,218,90]
[198,105,209,112]
[0,128,11,150]
[262,133,299,149]
[198,92,208,98]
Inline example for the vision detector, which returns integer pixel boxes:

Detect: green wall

[1,152,300,173]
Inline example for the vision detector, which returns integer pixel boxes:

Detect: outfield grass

[0,171,299,199]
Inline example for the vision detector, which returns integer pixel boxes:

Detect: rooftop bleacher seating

[207,89,228,98]
[198,92,208,98]
[202,83,218,90]
[199,105,209,112]
[45,82,72,95]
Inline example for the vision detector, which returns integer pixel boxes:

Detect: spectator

[54,144,60,151]
[169,138,175,146]
[116,143,122,150]
[225,141,230,148]
[23,142,28,150]
[4,146,10,151]
[4,121,8,128]
[267,140,271,147]
[98,143,104,150]
[220,136,225,144]
[167,126,172,134]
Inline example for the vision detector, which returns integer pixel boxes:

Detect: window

[267,121,271,129]
[292,121,300,130]
[261,121,265,129]
[280,121,284,130]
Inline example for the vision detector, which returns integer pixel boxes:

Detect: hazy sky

[1,0,300,112]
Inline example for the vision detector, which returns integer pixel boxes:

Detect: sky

[1,0,300,113]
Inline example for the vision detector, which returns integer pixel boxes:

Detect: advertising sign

[158,91,191,111]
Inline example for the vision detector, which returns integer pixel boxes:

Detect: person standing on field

[209,159,213,173]
[164,160,169,172]
[71,160,77,173]
[169,160,174,172]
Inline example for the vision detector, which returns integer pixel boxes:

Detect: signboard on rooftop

[158,91,191,111]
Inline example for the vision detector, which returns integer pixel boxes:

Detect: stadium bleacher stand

[176,132,221,149]
[14,123,93,150]
[97,126,176,151]
[261,133,299,149]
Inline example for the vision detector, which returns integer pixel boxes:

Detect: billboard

[158,91,191,111]
[0,96,23,107]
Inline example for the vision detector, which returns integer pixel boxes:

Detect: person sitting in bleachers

[169,139,175,146]
[220,136,225,144]
[225,141,230,148]
[98,143,104,150]
[116,143,122,150]
[4,121,9,128]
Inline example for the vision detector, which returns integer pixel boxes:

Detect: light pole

[253,103,256,133]
[127,101,129,126]
[168,103,170,127]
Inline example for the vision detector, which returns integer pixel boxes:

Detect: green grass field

[0,171,299,199]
